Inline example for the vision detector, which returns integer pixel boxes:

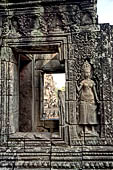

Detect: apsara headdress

[82,60,91,72]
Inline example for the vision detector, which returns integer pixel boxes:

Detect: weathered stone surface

[0,0,113,169]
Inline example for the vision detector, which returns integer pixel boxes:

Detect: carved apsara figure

[77,61,99,135]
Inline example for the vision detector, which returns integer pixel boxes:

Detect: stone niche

[8,44,65,138]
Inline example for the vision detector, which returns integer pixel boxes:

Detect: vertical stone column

[66,45,78,144]
[0,47,19,142]
[34,60,45,131]
[100,24,113,138]
[0,59,9,142]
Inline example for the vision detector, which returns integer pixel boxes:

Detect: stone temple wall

[0,0,113,169]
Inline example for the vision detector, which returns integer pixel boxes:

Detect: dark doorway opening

[18,48,65,136]
[19,55,32,132]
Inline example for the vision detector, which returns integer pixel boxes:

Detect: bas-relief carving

[44,4,81,32]
[81,13,93,25]
[77,61,99,137]
[68,30,113,140]
[1,5,95,38]
[1,1,113,169]
[2,16,10,36]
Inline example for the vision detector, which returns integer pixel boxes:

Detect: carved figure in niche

[77,61,99,136]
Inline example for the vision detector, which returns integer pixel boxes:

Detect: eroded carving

[0,0,113,169]
[77,61,99,137]
[81,13,93,25]
[12,15,37,36]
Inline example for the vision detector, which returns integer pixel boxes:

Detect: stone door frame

[1,33,71,145]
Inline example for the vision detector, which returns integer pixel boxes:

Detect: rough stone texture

[0,0,113,169]
[19,60,32,132]
[44,74,59,119]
